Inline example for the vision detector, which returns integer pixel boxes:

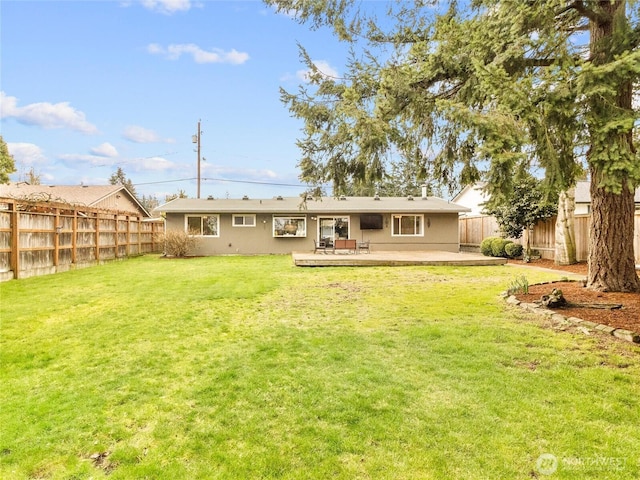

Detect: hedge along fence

[459,213,640,263]
[0,198,164,281]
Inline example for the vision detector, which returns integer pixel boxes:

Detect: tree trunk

[587,178,639,292]
[585,1,640,292]
[555,188,577,266]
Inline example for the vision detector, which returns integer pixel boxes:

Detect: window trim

[272,215,307,238]
[232,214,256,227]
[391,214,424,237]
[185,214,220,237]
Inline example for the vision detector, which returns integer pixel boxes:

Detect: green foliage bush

[491,238,511,257]
[480,237,499,256]
[505,242,524,258]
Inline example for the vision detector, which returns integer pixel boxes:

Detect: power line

[133,176,308,188]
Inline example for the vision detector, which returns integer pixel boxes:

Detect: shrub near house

[481,236,523,259]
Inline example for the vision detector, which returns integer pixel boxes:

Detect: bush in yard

[480,237,499,256]
[491,238,511,257]
[505,242,523,259]
[156,230,198,257]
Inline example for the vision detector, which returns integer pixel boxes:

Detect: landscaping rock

[579,320,598,329]
[506,296,521,305]
[540,288,567,308]
[613,329,640,343]
[595,324,616,334]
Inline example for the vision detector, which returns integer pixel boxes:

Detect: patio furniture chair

[313,239,327,254]
[357,240,370,254]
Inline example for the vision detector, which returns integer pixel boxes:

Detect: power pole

[192,120,202,199]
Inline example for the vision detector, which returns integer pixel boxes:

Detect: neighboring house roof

[156,195,471,214]
[575,180,640,204]
[0,183,150,217]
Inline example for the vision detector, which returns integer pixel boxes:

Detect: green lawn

[1,255,638,479]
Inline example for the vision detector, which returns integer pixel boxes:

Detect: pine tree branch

[558,1,611,24]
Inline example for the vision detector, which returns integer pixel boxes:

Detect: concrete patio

[292,250,507,267]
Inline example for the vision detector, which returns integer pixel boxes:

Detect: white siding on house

[453,183,488,216]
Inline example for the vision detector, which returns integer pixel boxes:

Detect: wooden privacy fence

[460,213,640,263]
[0,198,164,281]
[460,213,640,264]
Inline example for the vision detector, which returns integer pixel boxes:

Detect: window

[233,214,256,227]
[273,216,306,237]
[186,215,219,237]
[392,214,423,236]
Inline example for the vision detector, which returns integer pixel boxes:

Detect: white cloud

[140,0,193,15]
[122,125,174,143]
[147,43,249,65]
[58,153,117,167]
[203,163,278,180]
[0,91,98,134]
[90,142,119,157]
[295,60,339,82]
[7,142,47,166]
[131,156,176,172]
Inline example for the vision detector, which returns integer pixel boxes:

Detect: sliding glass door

[319,217,350,244]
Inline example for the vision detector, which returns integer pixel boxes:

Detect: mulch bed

[508,259,639,334]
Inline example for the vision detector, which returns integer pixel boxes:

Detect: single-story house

[0,183,150,217]
[155,194,471,255]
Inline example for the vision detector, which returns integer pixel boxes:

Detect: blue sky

[1,0,349,200]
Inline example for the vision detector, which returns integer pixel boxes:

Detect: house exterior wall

[164,211,462,255]
[453,184,488,216]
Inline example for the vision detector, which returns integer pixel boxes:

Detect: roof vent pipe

[421,184,428,198]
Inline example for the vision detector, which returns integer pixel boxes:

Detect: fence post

[95,212,100,262]
[128,216,132,255]
[9,201,18,279]
[53,208,60,267]
[114,213,119,258]
[72,210,77,265]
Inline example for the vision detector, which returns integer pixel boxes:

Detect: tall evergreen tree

[0,136,16,184]
[109,167,137,198]
[268,0,640,292]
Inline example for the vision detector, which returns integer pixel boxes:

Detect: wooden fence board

[0,198,163,281]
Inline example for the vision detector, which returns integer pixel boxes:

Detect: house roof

[575,180,640,203]
[156,195,471,214]
[0,183,150,216]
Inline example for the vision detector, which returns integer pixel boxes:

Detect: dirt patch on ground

[508,259,639,334]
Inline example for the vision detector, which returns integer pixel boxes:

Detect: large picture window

[273,216,306,237]
[186,215,219,237]
[392,214,423,236]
